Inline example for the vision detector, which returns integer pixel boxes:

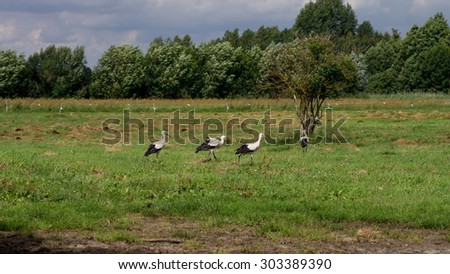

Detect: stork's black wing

[195,141,211,153]
[144,143,160,156]
[235,144,253,155]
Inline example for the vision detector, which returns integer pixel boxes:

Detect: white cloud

[124,30,139,44]
[410,0,427,14]
[346,0,390,14]
[0,22,16,42]
[29,28,42,44]
[409,0,449,15]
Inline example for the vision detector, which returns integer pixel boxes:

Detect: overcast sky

[1,0,449,66]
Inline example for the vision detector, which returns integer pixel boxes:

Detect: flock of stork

[144,130,309,164]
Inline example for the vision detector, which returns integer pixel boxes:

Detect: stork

[235,133,265,164]
[300,136,310,152]
[144,130,168,158]
[195,135,226,161]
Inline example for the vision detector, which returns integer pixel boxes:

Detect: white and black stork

[195,135,226,161]
[300,136,310,152]
[144,130,168,157]
[235,133,265,164]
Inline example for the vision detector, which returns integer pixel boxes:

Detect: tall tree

[27,45,90,98]
[293,0,357,37]
[397,12,450,91]
[364,36,402,93]
[222,29,240,48]
[352,21,383,52]
[239,29,256,49]
[364,37,401,76]
[228,46,263,97]
[357,21,374,37]
[0,50,28,98]
[144,39,197,98]
[197,42,238,98]
[365,12,450,93]
[419,40,450,92]
[254,26,282,49]
[90,45,145,98]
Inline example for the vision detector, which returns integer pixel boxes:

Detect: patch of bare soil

[435,135,450,143]
[0,122,103,142]
[394,139,420,146]
[1,217,449,254]
[0,125,45,141]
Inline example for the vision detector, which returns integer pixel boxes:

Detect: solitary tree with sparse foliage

[261,36,357,139]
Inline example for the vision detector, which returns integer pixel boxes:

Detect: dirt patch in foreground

[1,217,449,254]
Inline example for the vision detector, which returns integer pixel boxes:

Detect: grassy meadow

[1,96,450,249]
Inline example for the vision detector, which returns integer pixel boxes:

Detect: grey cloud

[1,0,449,66]
[347,0,450,35]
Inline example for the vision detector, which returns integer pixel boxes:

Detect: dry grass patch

[104,145,123,152]
[356,227,383,240]
[394,139,419,146]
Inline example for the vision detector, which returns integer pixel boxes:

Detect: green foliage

[353,21,385,53]
[91,45,145,98]
[145,37,197,98]
[261,36,357,99]
[232,46,263,97]
[292,0,382,54]
[293,0,357,37]
[197,42,237,98]
[143,38,263,99]
[366,12,450,93]
[260,36,357,136]
[420,41,450,92]
[364,38,401,75]
[197,42,262,98]
[239,29,256,49]
[0,50,28,98]
[366,68,402,94]
[397,13,450,91]
[357,21,375,37]
[350,52,368,91]
[216,27,294,50]
[26,45,91,98]
[222,29,240,48]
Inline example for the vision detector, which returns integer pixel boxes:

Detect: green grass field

[1,96,450,252]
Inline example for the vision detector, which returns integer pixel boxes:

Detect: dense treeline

[1,0,449,99]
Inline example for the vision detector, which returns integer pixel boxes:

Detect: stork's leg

[250,154,253,165]
[238,154,241,164]
[207,150,211,161]
[212,150,218,161]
